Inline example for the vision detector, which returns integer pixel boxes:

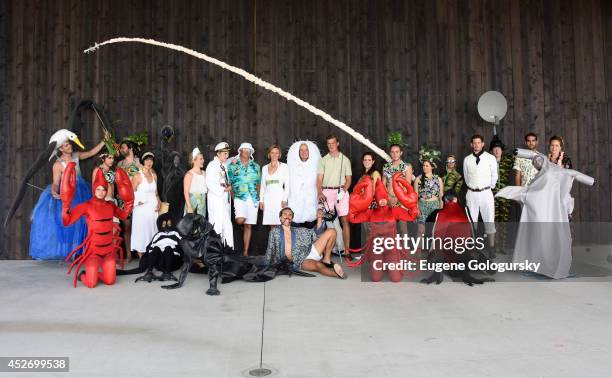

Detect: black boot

[206,262,221,295]
[135,268,161,283]
[160,271,178,282]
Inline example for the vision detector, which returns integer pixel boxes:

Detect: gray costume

[496,149,595,279]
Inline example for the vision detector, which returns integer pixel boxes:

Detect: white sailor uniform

[205,157,234,248]
[463,151,498,234]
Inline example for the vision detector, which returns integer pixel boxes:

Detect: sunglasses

[446,160,456,163]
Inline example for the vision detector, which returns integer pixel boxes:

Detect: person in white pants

[462,134,498,256]
[205,142,234,249]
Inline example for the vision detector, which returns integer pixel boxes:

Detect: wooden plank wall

[1,0,611,258]
[0,0,8,257]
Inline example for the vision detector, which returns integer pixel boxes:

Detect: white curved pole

[85,37,391,162]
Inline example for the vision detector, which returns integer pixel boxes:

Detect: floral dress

[417,174,441,224]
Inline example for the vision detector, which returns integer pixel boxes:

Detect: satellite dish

[477,91,507,134]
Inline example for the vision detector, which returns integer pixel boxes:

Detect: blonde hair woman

[259,144,289,226]
[184,147,208,215]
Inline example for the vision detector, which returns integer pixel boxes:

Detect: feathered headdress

[418,144,442,168]
[387,131,406,147]
[121,132,148,147]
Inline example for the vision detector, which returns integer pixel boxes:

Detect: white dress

[205,157,234,248]
[260,163,289,225]
[131,172,159,252]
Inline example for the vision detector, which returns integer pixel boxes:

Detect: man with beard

[513,133,539,187]
[265,207,346,279]
[117,140,142,262]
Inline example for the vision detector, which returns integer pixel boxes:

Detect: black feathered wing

[3,142,57,228]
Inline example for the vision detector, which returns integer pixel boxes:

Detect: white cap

[238,142,255,155]
[191,147,201,159]
[214,142,230,152]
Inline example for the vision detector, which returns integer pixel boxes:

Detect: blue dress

[29,156,91,260]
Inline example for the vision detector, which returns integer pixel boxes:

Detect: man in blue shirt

[228,142,261,256]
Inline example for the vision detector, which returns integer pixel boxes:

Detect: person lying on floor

[265,207,346,279]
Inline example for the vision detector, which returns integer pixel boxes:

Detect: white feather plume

[84,37,391,162]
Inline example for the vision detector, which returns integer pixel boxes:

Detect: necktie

[473,150,484,165]
[220,164,228,185]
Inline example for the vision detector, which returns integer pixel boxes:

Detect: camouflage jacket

[493,154,514,194]
[443,169,463,195]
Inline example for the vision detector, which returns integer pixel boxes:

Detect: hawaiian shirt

[118,158,141,178]
[228,159,261,202]
[100,165,116,184]
[265,226,316,271]
[382,160,411,181]
[513,156,538,186]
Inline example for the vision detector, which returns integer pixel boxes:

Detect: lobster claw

[349,175,374,223]
[392,172,419,221]
[61,162,77,224]
[115,168,134,215]
[370,179,395,223]
[374,178,389,206]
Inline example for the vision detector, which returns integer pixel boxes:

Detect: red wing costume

[61,162,134,288]
[421,200,493,285]
[348,172,420,282]
[431,201,473,264]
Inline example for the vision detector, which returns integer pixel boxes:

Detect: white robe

[496,149,595,279]
[205,157,234,248]
[287,141,321,223]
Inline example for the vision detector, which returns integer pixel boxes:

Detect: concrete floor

[2,247,612,378]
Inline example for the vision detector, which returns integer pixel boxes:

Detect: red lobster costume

[61,162,134,288]
[421,199,494,285]
[348,172,419,282]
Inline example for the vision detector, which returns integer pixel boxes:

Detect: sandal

[332,263,346,279]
